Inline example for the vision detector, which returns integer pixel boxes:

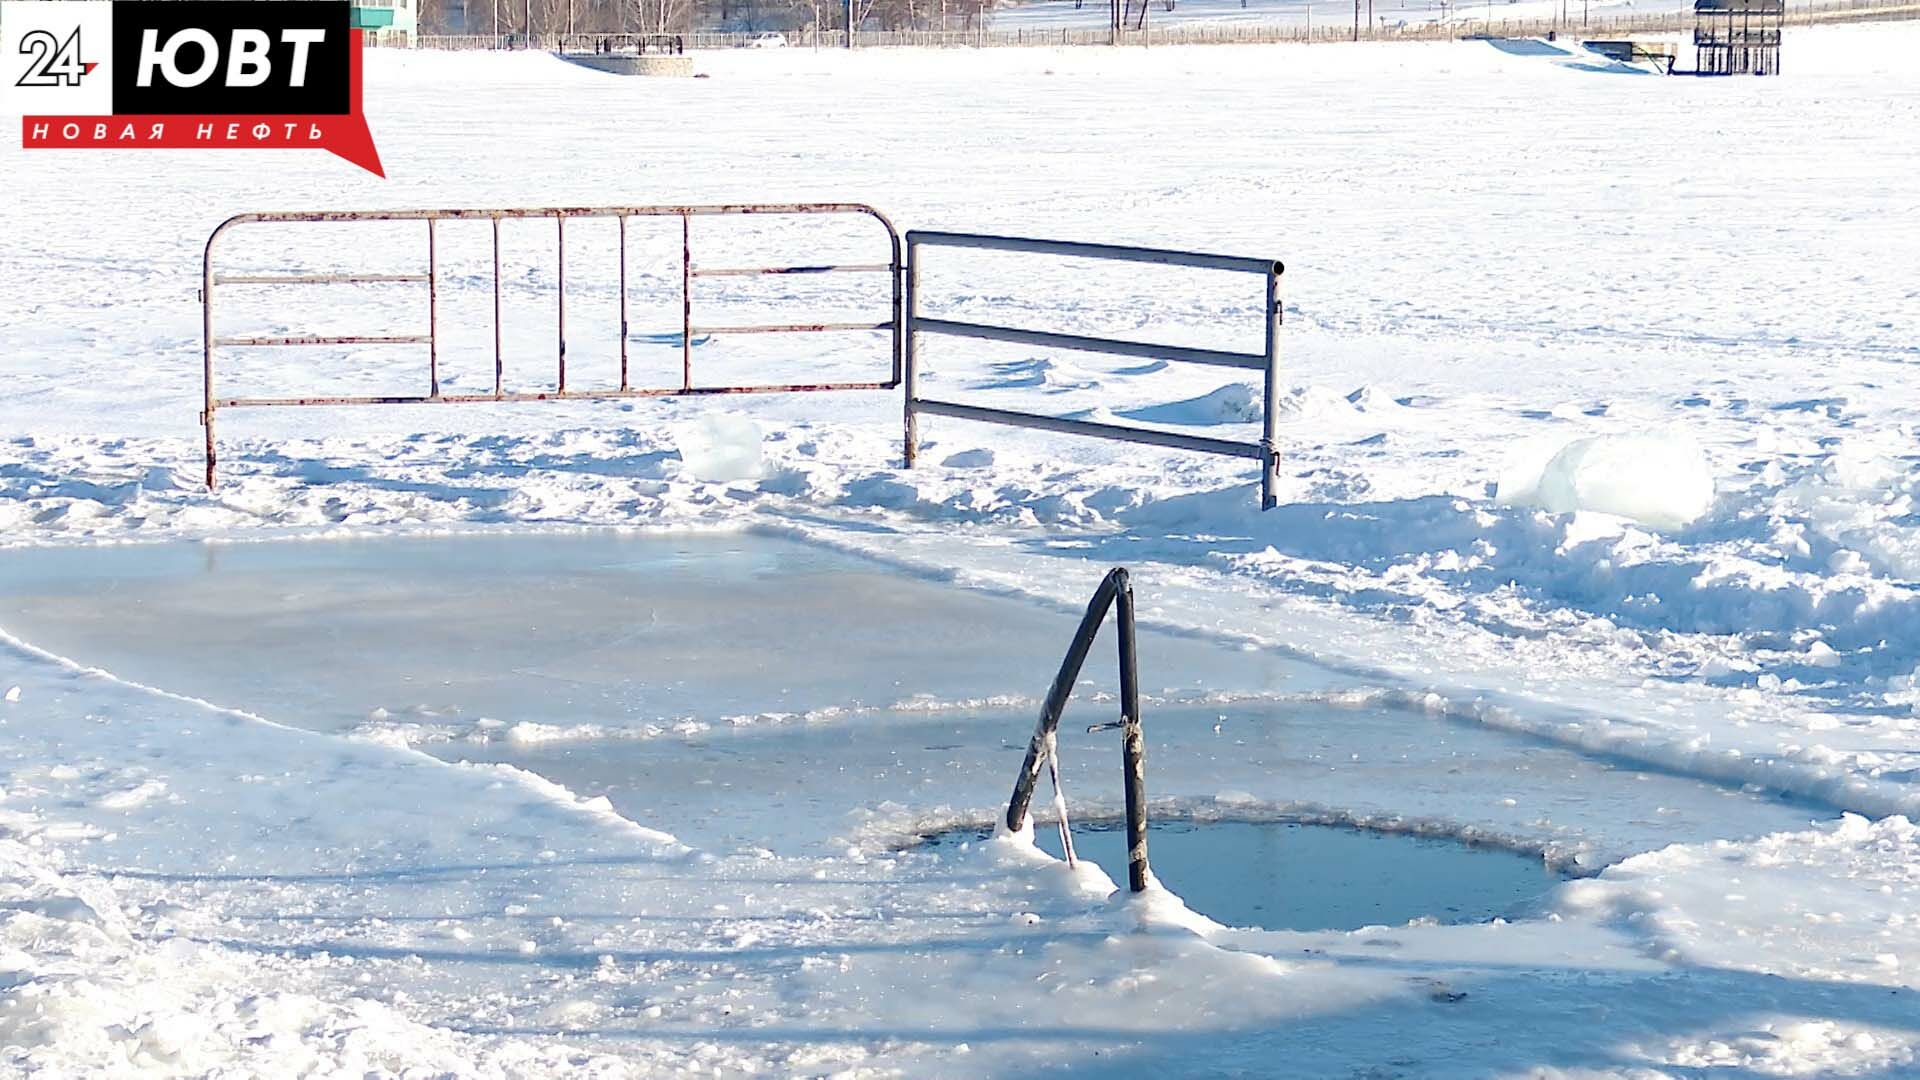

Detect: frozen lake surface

[0,528,1327,735]
[0,529,1822,868]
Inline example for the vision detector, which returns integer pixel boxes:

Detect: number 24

[16,28,87,88]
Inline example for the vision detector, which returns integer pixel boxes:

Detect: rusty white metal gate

[200,203,903,486]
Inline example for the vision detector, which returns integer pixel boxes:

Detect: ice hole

[919,817,1570,931]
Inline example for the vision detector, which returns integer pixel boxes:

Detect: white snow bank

[1499,432,1715,531]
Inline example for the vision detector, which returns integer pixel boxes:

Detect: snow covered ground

[2,24,1919,1077]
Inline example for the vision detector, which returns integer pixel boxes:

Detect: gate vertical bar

[902,234,920,467]
[618,214,630,392]
[202,234,217,488]
[889,229,905,387]
[491,216,503,398]
[556,214,567,393]
[1116,572,1149,893]
[1260,264,1283,511]
[680,212,693,392]
[427,218,441,397]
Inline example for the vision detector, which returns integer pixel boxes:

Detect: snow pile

[1499,432,1716,531]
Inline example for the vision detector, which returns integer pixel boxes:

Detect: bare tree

[782,0,833,33]
[624,0,696,33]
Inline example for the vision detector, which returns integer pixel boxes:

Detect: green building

[351,0,419,46]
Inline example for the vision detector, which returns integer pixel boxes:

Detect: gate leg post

[428,218,440,398]
[618,214,630,393]
[1260,264,1284,511]
[680,212,693,393]
[202,234,217,489]
[902,238,920,468]
[491,216,504,398]
[203,407,216,489]
[557,214,568,394]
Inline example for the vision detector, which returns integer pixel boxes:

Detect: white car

[747,32,788,47]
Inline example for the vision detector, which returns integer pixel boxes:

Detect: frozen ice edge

[878,800,1587,876]
[0,623,695,857]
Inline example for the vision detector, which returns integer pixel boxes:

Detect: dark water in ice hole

[919,818,1568,932]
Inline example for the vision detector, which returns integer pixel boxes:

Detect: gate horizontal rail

[201,203,903,486]
[902,230,1285,510]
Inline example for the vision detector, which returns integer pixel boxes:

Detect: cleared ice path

[0,529,1821,866]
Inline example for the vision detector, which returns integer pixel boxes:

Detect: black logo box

[111,0,351,115]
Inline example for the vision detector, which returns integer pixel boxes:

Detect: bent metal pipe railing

[901,231,1285,510]
[1006,566,1151,894]
[200,203,904,487]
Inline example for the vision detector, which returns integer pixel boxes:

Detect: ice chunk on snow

[940,448,995,469]
[676,414,764,483]
[1502,432,1714,530]
[1117,383,1260,426]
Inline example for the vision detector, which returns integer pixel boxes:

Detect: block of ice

[676,413,764,483]
[1502,433,1714,530]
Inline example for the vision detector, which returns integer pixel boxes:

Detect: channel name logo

[1,0,385,176]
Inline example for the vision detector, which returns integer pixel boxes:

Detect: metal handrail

[1006,566,1151,894]
[902,230,1285,510]
[200,203,904,487]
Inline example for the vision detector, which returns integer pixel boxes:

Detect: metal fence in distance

[411,0,1920,51]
